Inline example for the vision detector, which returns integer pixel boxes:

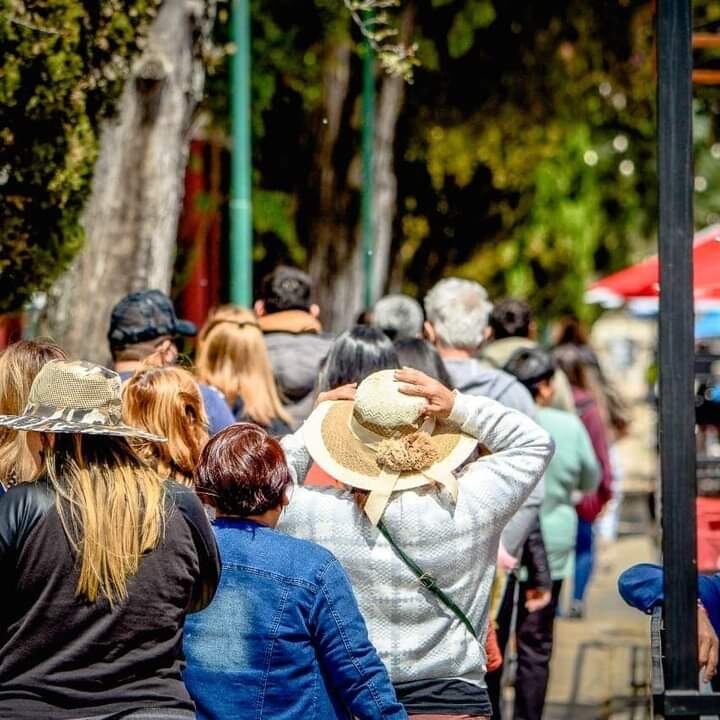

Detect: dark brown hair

[195,423,292,516]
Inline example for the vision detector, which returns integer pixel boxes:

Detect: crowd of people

[0,266,632,719]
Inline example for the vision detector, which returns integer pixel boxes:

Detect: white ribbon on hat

[348,414,460,525]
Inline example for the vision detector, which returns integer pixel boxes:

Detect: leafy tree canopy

[0,0,159,313]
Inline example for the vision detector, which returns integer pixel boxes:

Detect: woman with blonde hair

[122,364,209,486]
[0,359,219,718]
[196,305,292,436]
[0,338,67,491]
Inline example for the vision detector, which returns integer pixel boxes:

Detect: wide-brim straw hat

[0,359,166,442]
[303,369,477,525]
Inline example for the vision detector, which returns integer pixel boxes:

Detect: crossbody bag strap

[376,520,478,640]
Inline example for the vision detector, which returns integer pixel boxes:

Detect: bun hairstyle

[122,365,209,485]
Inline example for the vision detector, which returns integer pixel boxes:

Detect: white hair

[424,278,492,351]
[371,294,424,340]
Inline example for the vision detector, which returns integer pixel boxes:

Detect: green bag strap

[376,519,478,640]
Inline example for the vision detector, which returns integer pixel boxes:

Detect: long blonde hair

[122,365,209,485]
[44,433,165,604]
[0,339,67,486]
[196,306,291,427]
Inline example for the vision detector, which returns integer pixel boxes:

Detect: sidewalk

[544,533,657,719]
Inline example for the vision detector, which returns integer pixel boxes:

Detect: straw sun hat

[0,359,165,442]
[303,369,478,524]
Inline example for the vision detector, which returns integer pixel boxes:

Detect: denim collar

[212,517,272,532]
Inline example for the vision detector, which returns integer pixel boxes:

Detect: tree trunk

[309,11,413,331]
[371,3,414,302]
[39,0,213,364]
[308,39,362,333]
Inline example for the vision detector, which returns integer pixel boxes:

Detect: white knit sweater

[279,392,553,686]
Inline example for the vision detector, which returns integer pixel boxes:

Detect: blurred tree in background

[199,0,661,327]
[0,0,160,314]
[6,0,720,341]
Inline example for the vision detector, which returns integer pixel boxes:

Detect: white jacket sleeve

[281,425,312,485]
[449,391,554,531]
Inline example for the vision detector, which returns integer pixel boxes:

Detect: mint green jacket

[536,407,600,579]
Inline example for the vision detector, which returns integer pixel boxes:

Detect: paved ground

[545,533,657,719]
[499,533,657,720]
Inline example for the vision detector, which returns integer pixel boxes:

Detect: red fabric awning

[587,225,720,305]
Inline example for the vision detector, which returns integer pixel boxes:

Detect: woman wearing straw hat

[279,368,554,719]
[0,359,220,719]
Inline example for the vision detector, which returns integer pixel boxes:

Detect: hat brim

[303,400,477,492]
[175,319,198,337]
[0,414,167,442]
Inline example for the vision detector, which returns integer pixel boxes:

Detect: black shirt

[0,480,220,719]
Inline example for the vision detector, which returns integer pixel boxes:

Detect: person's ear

[156,338,177,366]
[254,300,266,317]
[424,321,437,345]
[310,304,320,319]
[484,326,493,341]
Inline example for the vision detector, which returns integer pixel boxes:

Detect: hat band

[347,413,459,526]
[24,402,124,427]
[348,414,436,447]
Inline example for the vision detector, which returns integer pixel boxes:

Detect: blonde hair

[44,433,165,604]
[122,365,209,485]
[0,339,67,486]
[196,306,291,428]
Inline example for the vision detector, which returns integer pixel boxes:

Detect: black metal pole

[657,0,698,716]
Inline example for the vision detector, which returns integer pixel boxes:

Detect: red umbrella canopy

[587,225,720,305]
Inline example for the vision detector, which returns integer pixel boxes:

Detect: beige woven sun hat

[303,369,477,524]
[0,359,166,442]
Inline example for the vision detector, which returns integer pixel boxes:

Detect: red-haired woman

[182,423,405,720]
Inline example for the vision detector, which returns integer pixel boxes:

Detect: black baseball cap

[108,289,197,349]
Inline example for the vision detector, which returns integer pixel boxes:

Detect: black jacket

[0,479,220,719]
[521,516,552,592]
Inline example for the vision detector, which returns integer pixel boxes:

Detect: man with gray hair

[424,277,542,558]
[371,294,424,341]
[424,278,535,417]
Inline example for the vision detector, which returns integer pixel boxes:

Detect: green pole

[361,33,375,309]
[230,0,252,306]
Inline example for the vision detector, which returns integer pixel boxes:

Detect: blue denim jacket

[183,518,406,720]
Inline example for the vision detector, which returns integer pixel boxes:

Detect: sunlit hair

[196,305,291,428]
[195,423,291,516]
[122,364,209,485]
[42,433,165,604]
[0,339,67,486]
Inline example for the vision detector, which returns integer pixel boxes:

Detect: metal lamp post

[229,0,253,307]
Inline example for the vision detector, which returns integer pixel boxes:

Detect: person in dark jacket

[0,359,220,719]
[109,289,235,435]
[255,267,333,428]
[183,422,405,720]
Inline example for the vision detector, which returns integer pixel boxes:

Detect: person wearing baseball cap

[108,289,234,435]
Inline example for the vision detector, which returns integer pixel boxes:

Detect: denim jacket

[183,518,406,720]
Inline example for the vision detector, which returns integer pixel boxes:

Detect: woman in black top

[0,359,220,719]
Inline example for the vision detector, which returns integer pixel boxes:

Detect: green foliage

[395,0,658,320]
[208,0,664,321]
[0,0,160,313]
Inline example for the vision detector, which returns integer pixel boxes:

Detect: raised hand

[394,367,455,419]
